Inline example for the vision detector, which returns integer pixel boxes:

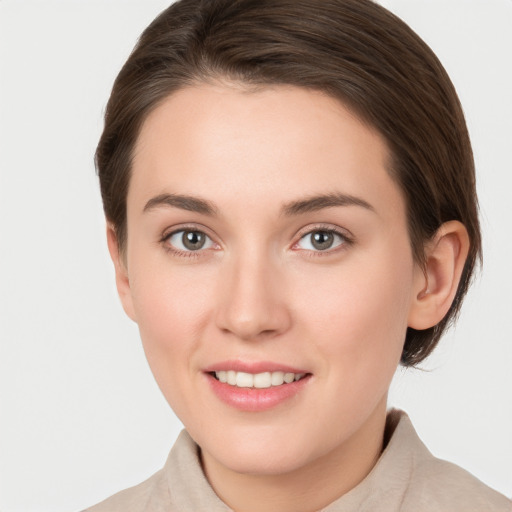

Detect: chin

[196,421,331,476]
[212,445,312,476]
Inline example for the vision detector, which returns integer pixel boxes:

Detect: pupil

[183,231,205,250]
[312,231,333,250]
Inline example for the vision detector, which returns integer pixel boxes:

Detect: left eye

[166,230,216,252]
[296,230,346,251]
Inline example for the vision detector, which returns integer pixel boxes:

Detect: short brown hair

[96,0,481,366]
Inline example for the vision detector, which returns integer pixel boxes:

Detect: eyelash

[160,224,353,258]
[292,225,354,257]
[160,225,218,259]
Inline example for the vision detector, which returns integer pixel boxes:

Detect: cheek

[127,260,215,381]
[293,248,414,375]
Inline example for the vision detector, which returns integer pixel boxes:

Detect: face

[117,84,423,478]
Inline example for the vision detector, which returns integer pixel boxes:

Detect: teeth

[214,370,305,388]
[253,372,271,389]
[236,372,254,388]
[284,372,295,383]
[271,371,284,386]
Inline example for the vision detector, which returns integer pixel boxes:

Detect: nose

[215,251,292,341]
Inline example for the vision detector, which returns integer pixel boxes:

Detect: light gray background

[1,1,511,510]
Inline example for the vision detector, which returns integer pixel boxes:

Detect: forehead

[129,84,403,220]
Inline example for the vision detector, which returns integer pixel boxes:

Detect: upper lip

[203,360,309,374]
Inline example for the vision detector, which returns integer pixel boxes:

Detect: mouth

[209,370,308,388]
[204,364,312,412]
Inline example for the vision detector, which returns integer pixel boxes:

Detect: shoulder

[403,457,511,511]
[80,430,227,512]
[392,411,511,512]
[81,468,168,512]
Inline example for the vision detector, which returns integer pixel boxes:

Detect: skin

[108,84,469,512]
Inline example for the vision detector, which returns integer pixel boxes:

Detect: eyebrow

[281,193,375,216]
[143,193,218,216]
[142,191,374,217]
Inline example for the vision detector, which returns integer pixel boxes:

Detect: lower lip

[206,373,311,412]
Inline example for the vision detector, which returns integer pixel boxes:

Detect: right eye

[165,230,216,252]
[296,229,345,252]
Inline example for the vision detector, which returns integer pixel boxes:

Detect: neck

[201,399,388,512]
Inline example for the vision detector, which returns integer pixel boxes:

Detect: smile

[206,365,312,412]
[213,370,306,388]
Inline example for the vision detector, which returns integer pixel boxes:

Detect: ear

[408,221,470,330]
[106,224,137,322]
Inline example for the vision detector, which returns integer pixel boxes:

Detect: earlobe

[408,221,470,330]
[106,224,137,322]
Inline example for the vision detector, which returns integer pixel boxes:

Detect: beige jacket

[83,410,511,512]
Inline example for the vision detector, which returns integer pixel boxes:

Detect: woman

[84,0,510,510]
